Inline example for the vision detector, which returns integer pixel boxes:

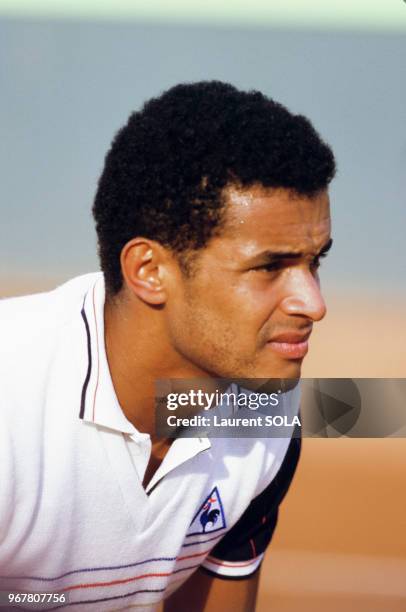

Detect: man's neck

[103,296,210,438]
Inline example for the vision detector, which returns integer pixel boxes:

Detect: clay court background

[255,295,406,612]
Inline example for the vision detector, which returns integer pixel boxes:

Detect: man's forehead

[223,183,331,229]
[212,183,331,259]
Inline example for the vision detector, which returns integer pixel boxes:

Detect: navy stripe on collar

[79,294,92,420]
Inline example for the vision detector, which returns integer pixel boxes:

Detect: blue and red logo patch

[186,486,226,537]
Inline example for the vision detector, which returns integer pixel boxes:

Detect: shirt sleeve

[200,433,301,580]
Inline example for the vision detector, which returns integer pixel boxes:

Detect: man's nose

[279,270,327,322]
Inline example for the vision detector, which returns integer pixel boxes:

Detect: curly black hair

[93,81,336,296]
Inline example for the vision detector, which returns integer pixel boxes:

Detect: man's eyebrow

[249,238,333,263]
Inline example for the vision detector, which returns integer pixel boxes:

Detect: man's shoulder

[0,272,102,386]
[0,272,102,335]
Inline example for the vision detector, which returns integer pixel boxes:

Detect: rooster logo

[187,486,226,537]
[200,498,221,532]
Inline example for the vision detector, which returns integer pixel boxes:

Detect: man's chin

[252,358,303,381]
[208,355,303,383]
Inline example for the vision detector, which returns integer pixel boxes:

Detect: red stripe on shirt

[60,548,211,592]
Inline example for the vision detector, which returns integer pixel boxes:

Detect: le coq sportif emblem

[186,486,227,537]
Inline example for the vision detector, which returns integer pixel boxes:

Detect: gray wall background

[1,18,405,297]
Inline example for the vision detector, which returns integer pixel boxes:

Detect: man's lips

[267,330,312,359]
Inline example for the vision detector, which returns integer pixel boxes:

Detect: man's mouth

[266,330,312,360]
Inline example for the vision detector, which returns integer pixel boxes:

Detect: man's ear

[120,238,168,305]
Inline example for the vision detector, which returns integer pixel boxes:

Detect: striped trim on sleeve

[201,553,264,579]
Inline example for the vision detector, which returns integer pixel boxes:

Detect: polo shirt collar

[79,275,137,435]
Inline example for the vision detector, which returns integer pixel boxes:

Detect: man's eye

[255,262,283,273]
[255,253,328,274]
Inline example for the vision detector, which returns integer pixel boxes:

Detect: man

[0,81,335,611]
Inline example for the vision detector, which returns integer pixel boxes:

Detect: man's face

[166,185,332,379]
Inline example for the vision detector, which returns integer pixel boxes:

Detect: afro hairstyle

[93,81,336,296]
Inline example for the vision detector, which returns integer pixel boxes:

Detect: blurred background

[1,1,405,610]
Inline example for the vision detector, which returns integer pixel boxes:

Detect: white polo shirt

[0,273,301,611]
